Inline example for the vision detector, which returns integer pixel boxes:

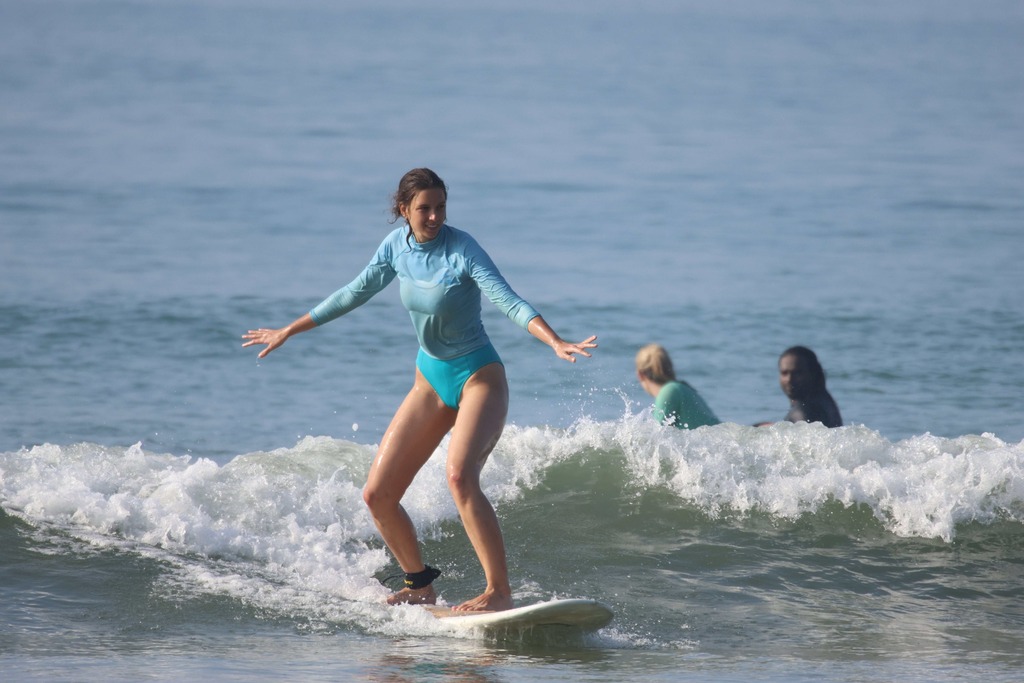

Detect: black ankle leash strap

[404,564,441,590]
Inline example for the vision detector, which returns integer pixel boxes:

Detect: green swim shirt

[653,381,720,429]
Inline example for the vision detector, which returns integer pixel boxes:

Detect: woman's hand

[242,327,290,359]
[550,334,598,363]
[528,317,597,363]
[242,314,317,359]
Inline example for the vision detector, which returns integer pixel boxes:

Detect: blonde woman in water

[636,343,719,429]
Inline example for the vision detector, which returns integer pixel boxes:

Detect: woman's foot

[387,584,437,606]
[452,588,513,613]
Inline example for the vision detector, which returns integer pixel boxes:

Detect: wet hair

[635,343,677,384]
[390,167,448,222]
[780,345,827,391]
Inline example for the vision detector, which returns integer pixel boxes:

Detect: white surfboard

[424,598,613,632]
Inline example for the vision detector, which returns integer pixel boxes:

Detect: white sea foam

[555,415,1024,542]
[2,419,1022,633]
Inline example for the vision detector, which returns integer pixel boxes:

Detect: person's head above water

[636,343,677,386]
[778,345,827,401]
[391,168,449,244]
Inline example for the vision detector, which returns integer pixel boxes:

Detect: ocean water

[2,0,1022,681]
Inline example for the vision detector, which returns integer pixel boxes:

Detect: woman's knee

[446,467,482,503]
[363,482,395,513]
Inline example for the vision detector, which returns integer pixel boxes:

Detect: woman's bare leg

[363,370,455,605]
[446,362,514,612]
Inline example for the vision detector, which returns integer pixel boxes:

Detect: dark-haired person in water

[243,168,597,612]
[759,346,842,428]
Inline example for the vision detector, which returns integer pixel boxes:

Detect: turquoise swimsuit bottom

[417,343,503,409]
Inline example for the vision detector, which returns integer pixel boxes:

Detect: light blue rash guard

[309,224,540,360]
